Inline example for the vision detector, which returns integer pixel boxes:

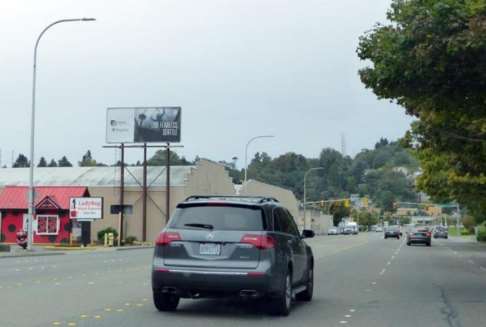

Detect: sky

[0,0,413,168]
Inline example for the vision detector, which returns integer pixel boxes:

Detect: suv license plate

[199,243,221,256]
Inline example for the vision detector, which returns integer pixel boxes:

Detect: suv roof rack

[185,195,279,204]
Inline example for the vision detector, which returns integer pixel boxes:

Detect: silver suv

[151,195,315,316]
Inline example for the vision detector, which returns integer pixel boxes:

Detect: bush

[125,236,137,245]
[477,226,486,243]
[97,227,119,242]
[462,215,476,234]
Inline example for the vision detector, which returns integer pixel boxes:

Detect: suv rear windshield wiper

[184,223,214,230]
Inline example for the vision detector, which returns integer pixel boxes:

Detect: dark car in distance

[407,228,432,246]
[384,226,401,239]
[151,195,315,316]
[433,226,449,239]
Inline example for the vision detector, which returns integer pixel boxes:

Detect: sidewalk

[0,244,154,258]
[0,245,65,259]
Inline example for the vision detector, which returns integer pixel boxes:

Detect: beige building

[0,159,235,243]
[299,208,333,235]
[237,179,300,226]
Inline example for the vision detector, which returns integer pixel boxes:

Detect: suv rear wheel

[296,266,313,302]
[269,271,292,316]
[153,291,180,311]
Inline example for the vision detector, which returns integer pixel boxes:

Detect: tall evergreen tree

[13,154,29,168]
[37,157,47,167]
[58,156,73,167]
[47,159,58,167]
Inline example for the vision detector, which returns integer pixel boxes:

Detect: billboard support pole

[142,143,147,242]
[119,143,125,246]
[166,143,171,223]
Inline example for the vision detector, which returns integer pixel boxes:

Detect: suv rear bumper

[152,267,278,298]
[407,237,431,243]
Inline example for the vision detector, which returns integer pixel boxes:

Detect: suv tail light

[156,232,182,246]
[240,234,275,249]
[426,231,432,237]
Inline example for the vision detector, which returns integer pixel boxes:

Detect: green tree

[357,0,486,223]
[330,202,351,227]
[79,150,97,167]
[58,156,73,167]
[147,150,191,166]
[47,159,58,167]
[37,157,47,167]
[13,154,29,168]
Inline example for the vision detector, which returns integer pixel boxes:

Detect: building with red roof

[0,186,89,244]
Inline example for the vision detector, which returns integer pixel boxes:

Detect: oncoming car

[151,195,315,316]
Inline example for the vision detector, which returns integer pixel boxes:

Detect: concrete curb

[0,252,65,259]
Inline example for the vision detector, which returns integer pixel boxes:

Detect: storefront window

[36,215,59,235]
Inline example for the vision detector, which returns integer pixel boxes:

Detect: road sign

[106,107,181,143]
[70,197,103,220]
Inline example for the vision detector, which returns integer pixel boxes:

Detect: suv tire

[153,291,180,311]
[296,266,313,302]
[269,271,292,316]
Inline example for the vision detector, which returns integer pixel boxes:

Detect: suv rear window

[169,205,264,231]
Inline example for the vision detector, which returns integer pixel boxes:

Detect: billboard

[106,107,181,143]
[70,197,103,220]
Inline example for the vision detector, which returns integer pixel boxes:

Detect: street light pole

[244,135,274,183]
[303,167,324,230]
[27,18,95,250]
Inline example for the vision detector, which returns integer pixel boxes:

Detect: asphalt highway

[1,233,485,327]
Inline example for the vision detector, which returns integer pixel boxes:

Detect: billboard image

[106,107,181,143]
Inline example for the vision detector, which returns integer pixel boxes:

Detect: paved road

[1,233,485,327]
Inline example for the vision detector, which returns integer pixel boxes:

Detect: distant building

[237,179,300,227]
[0,159,235,244]
[396,207,419,217]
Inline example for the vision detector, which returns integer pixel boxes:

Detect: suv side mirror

[302,229,315,239]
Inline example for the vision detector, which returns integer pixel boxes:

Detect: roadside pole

[166,143,171,222]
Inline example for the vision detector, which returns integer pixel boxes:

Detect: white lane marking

[371,282,377,285]
[339,321,348,324]
[391,255,395,260]
[380,268,386,275]
[88,281,95,285]
[480,266,486,272]
[345,314,352,318]
[349,309,355,313]
[387,261,391,266]
[468,259,475,265]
